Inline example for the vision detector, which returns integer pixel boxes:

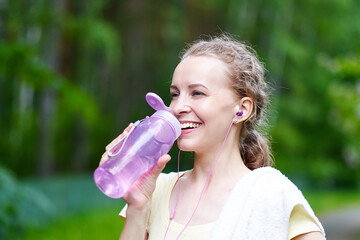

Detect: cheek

[169,100,178,116]
[201,101,231,121]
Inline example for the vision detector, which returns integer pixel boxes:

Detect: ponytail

[240,129,273,170]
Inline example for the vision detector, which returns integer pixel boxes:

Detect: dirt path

[320,206,360,240]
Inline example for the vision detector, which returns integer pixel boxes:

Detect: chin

[177,144,194,152]
[176,140,196,152]
[176,139,205,153]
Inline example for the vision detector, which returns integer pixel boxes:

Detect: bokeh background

[0,0,359,239]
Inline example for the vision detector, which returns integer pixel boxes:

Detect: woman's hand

[101,124,171,240]
[99,123,171,209]
[119,154,170,240]
[99,123,134,166]
[123,154,171,209]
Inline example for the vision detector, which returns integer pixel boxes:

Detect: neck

[190,128,249,184]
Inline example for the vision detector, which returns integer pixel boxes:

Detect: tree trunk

[37,88,56,175]
[36,0,65,176]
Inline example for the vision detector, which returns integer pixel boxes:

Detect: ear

[233,97,254,124]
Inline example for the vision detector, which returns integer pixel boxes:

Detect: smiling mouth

[180,122,202,130]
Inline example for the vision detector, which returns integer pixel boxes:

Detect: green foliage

[63,17,121,65]
[304,190,360,215]
[22,174,124,239]
[0,40,100,175]
[243,0,360,189]
[0,172,124,239]
[0,0,118,175]
[323,54,360,170]
[0,166,54,240]
[0,0,359,189]
[0,41,100,126]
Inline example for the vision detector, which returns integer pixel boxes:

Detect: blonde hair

[181,35,273,170]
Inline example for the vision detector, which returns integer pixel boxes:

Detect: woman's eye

[193,91,204,96]
[171,92,179,98]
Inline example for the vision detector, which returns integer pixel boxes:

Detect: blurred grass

[24,207,124,240]
[304,190,360,215]
[21,174,125,239]
[20,174,360,239]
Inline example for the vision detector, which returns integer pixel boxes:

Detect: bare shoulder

[291,231,325,240]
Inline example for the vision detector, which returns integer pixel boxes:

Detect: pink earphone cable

[163,150,181,239]
[163,115,237,240]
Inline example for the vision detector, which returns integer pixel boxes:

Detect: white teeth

[181,123,201,129]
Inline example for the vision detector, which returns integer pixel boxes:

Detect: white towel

[209,167,325,240]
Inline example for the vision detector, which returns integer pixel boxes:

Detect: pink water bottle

[94,92,181,198]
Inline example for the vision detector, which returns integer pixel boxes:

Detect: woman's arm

[119,202,151,240]
[100,124,171,240]
[119,154,170,239]
[291,231,325,240]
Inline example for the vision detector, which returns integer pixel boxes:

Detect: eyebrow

[170,83,209,90]
[170,85,178,91]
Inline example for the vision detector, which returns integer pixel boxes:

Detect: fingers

[148,154,171,179]
[99,151,108,166]
[100,123,134,166]
[105,123,134,151]
[122,154,171,203]
[124,123,134,132]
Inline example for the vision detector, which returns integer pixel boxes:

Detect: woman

[100,35,325,240]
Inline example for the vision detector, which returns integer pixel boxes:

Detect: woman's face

[170,56,240,152]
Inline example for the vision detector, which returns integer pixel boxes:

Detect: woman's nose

[171,98,191,116]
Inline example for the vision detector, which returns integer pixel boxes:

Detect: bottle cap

[146,92,171,112]
[152,110,181,138]
[146,92,181,138]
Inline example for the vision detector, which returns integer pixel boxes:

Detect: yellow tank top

[120,172,321,239]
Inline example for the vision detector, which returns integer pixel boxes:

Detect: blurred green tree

[0,0,358,190]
